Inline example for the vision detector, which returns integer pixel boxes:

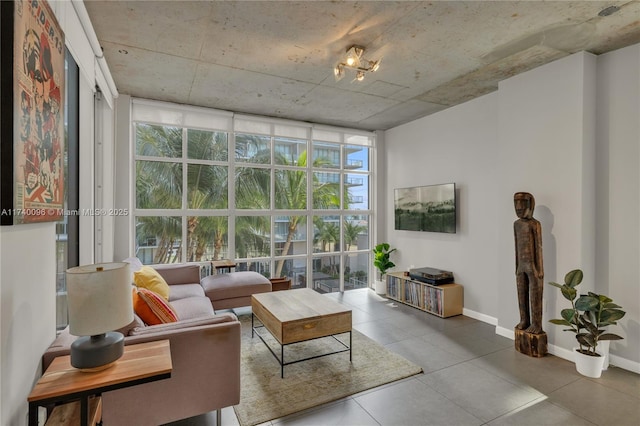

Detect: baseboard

[546,343,575,361]
[462,308,497,325]
[464,309,640,374]
[495,325,514,340]
[546,345,640,373]
[608,354,640,374]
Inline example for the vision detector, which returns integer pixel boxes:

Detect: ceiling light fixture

[334,45,381,82]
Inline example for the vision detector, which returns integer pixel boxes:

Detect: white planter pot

[598,340,610,370]
[574,348,605,378]
[374,279,386,295]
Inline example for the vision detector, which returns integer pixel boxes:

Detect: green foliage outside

[135,125,351,271]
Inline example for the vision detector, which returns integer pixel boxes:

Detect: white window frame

[130,100,375,291]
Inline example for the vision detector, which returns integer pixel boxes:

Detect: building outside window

[132,102,373,293]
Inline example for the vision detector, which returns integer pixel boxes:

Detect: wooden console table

[29,340,172,426]
[386,272,463,318]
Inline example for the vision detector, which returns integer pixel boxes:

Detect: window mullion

[182,128,188,263]
[228,132,236,260]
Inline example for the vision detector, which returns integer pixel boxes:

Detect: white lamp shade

[67,262,134,336]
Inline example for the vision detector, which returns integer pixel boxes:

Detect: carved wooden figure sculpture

[513,192,547,357]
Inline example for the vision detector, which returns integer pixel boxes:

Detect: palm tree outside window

[133,111,372,293]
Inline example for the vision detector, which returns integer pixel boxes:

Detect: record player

[409,267,454,285]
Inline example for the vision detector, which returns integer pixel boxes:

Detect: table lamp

[66,262,133,371]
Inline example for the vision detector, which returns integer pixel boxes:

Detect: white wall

[0,2,116,424]
[595,44,640,367]
[384,47,640,371]
[0,220,3,422]
[495,52,598,354]
[385,93,500,320]
[0,225,56,426]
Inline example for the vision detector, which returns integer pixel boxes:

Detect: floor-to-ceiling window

[55,49,79,329]
[132,101,373,292]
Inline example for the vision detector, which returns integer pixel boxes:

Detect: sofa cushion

[116,313,145,336]
[170,296,215,320]
[153,263,201,286]
[169,283,205,301]
[129,313,237,336]
[134,266,170,301]
[133,288,179,325]
[201,271,271,301]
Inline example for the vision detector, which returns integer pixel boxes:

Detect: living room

[1,1,639,425]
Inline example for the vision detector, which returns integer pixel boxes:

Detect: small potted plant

[373,243,396,295]
[548,269,625,378]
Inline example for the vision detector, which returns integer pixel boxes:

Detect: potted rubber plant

[548,269,625,378]
[373,243,396,295]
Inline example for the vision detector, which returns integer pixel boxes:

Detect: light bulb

[345,46,363,68]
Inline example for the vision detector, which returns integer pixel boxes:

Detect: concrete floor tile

[386,336,467,373]
[354,378,483,426]
[420,330,512,361]
[419,362,544,421]
[584,365,640,400]
[353,319,413,345]
[272,398,378,426]
[547,377,640,426]
[486,398,596,425]
[470,347,582,394]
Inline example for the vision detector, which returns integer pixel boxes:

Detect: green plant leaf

[549,319,571,326]
[598,294,613,304]
[576,333,596,348]
[560,286,577,301]
[599,333,624,341]
[548,281,563,289]
[575,295,599,311]
[564,269,583,288]
[600,309,625,323]
[560,309,575,323]
[378,243,390,252]
[603,302,622,309]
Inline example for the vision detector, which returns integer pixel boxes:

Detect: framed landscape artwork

[394,183,456,233]
[1,0,65,225]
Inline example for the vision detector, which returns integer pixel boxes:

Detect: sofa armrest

[103,317,241,425]
[42,316,241,425]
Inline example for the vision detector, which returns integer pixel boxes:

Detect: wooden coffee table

[251,288,352,377]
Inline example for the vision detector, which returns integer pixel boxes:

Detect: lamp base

[70,332,125,371]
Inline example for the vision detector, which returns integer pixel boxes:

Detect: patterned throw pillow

[133,266,170,301]
[132,287,179,325]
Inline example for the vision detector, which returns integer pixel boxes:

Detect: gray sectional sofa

[42,263,271,425]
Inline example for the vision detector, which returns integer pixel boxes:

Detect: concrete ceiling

[84,1,640,131]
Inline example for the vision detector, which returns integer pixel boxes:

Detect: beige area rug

[233,315,423,426]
